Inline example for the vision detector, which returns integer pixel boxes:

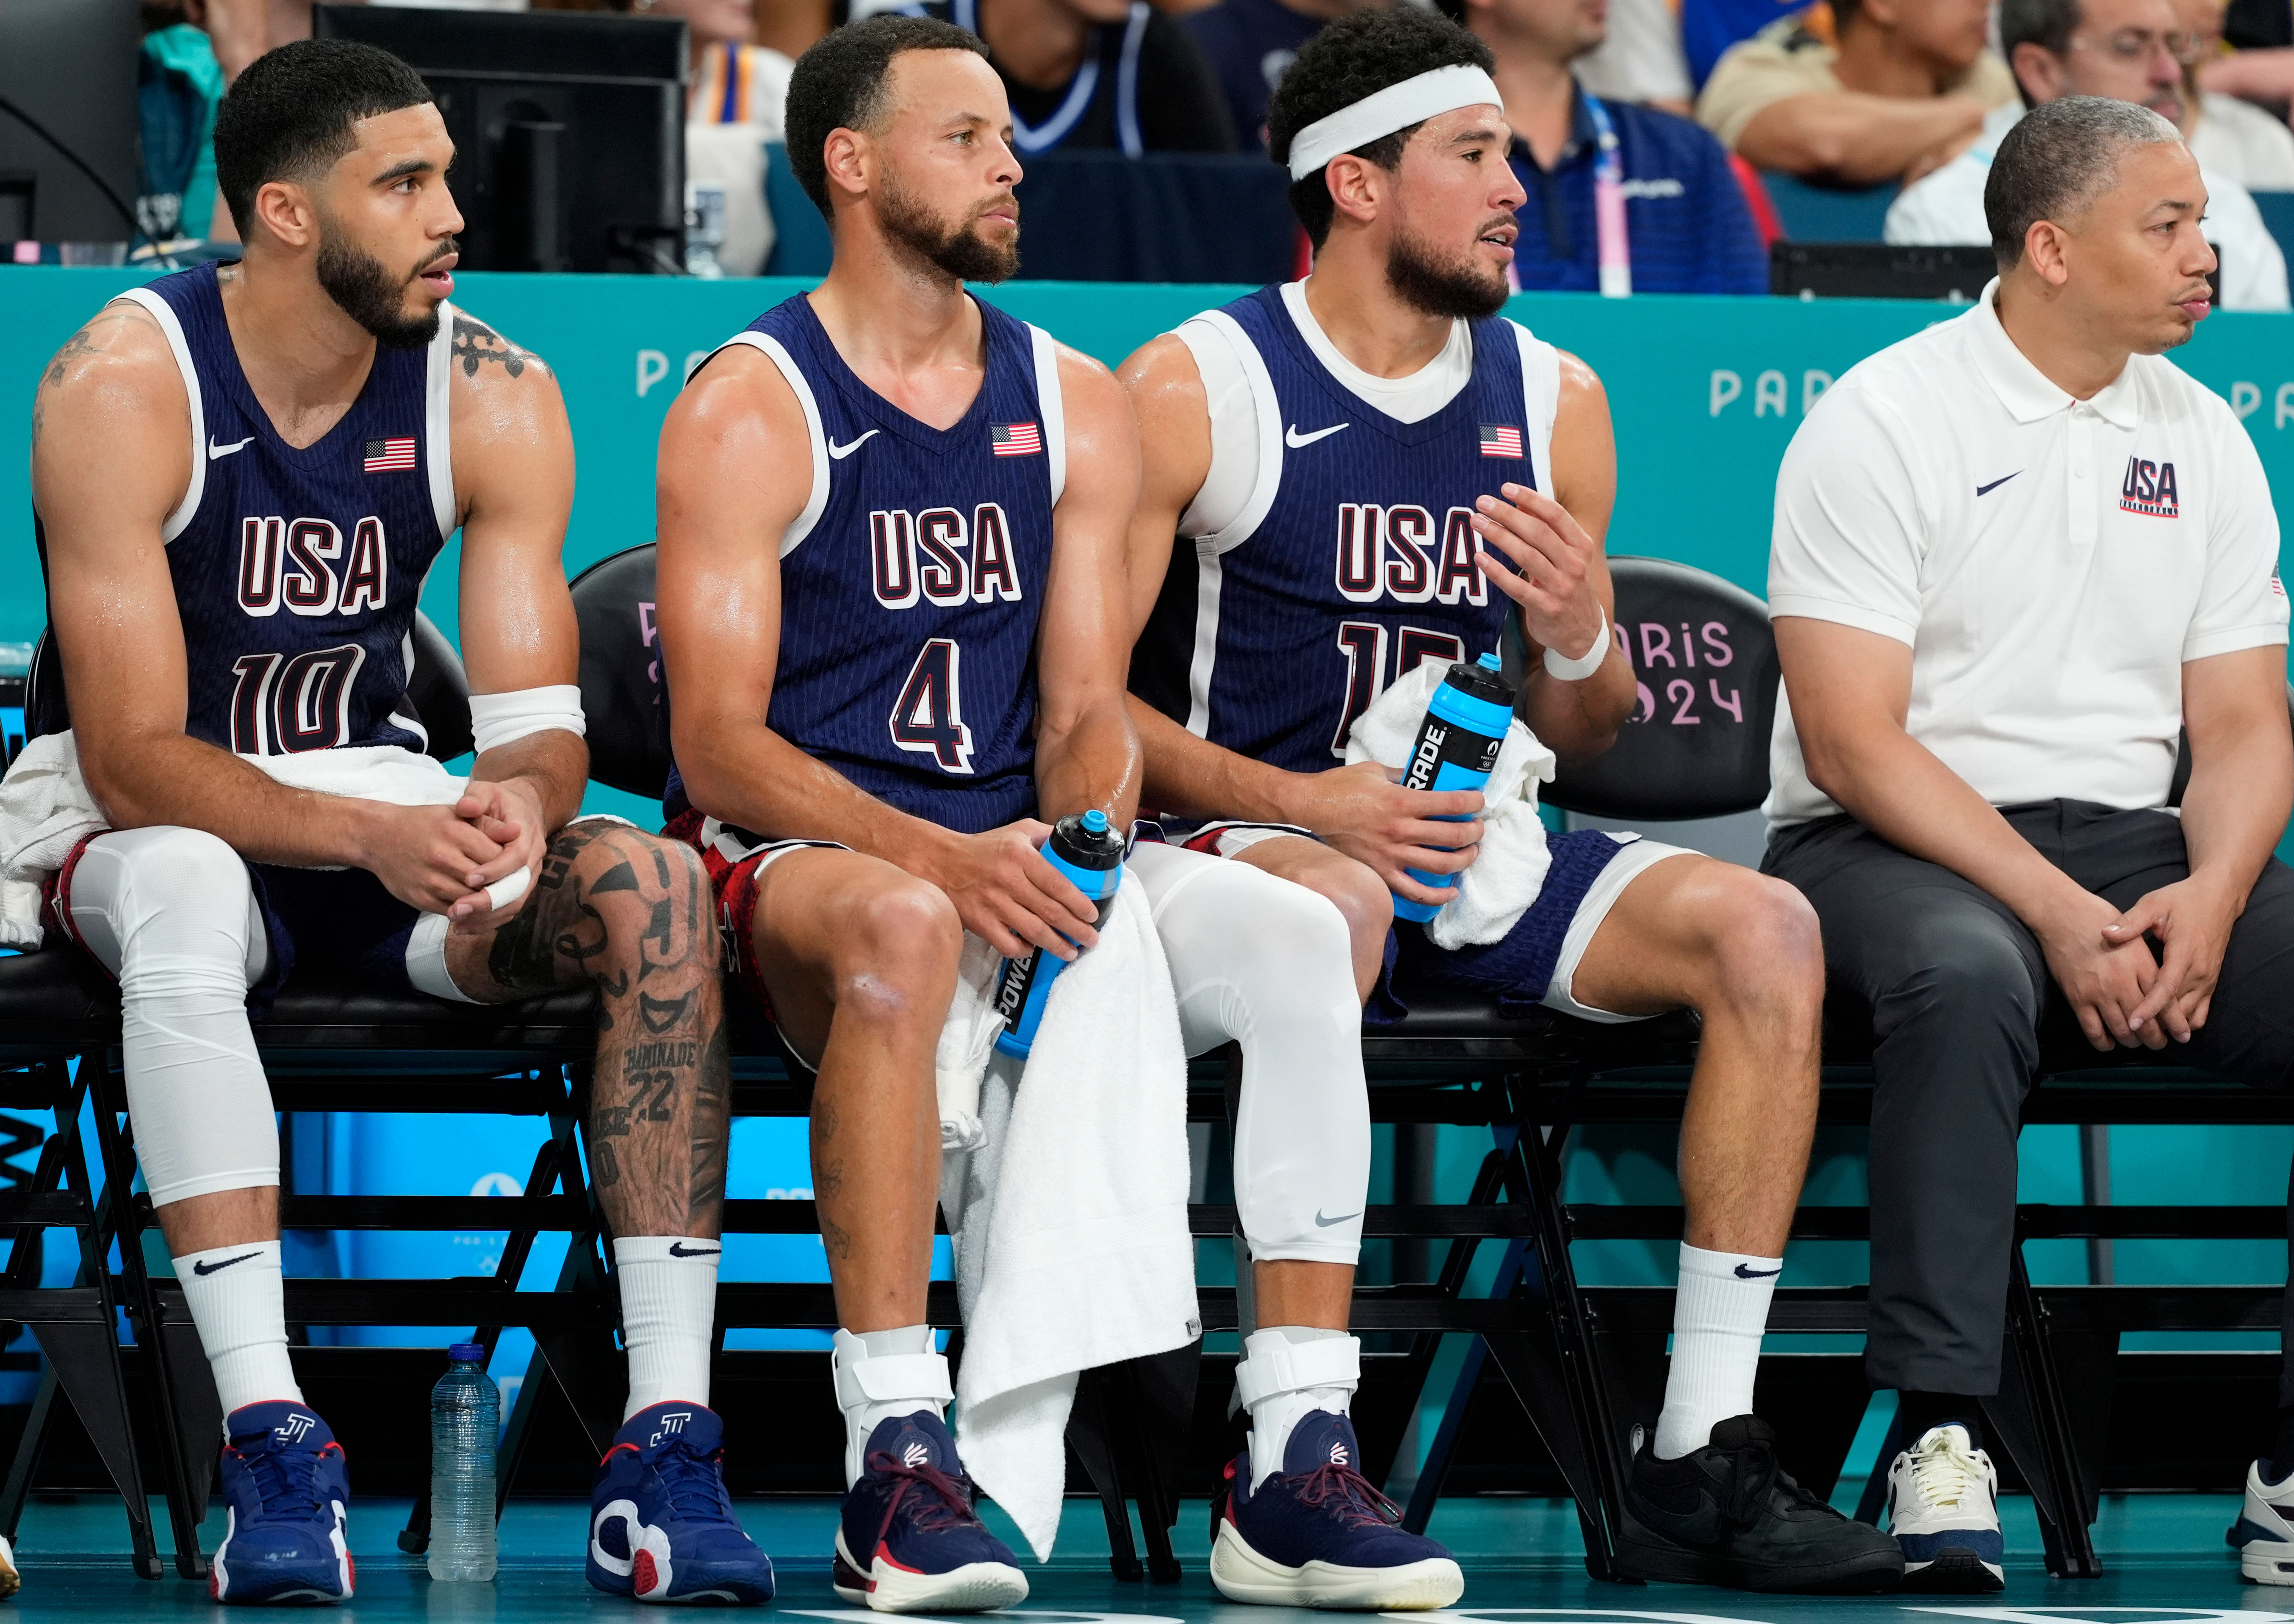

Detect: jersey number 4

[890,638,975,773]
[228,643,366,755]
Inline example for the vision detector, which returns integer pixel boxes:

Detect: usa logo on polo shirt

[2119,456,2179,518]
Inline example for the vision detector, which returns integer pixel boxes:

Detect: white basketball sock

[615,1236,720,1419]
[1654,1242,1779,1459]
[1236,1327,1358,1489]
[830,1325,951,1487]
[173,1241,301,1424]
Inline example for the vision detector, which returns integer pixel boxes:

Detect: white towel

[932,934,1003,1152]
[1345,662,1560,948]
[0,732,472,948]
[936,878,1195,1560]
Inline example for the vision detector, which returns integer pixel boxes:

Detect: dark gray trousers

[1763,800,2294,1397]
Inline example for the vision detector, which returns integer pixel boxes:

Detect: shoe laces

[233,1438,323,1523]
[865,1447,982,1546]
[651,1438,737,1524]
[1294,1461,1404,1531]
[1909,1430,1980,1510]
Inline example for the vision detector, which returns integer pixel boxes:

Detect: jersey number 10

[229,643,367,755]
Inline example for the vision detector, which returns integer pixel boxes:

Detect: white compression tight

[1126,842,1370,1266]
[66,826,279,1206]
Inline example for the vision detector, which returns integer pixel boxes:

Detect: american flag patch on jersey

[990,422,1042,457]
[363,436,417,473]
[1478,423,1523,459]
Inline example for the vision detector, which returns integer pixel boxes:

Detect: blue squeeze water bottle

[993,809,1125,1058]
[1392,653,1515,925]
[428,1342,500,1582]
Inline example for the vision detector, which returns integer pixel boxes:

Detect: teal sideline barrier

[8,267,2294,644]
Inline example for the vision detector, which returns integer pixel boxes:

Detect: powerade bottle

[1392,652,1515,924]
[993,809,1125,1058]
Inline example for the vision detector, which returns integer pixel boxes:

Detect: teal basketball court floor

[0,1491,2277,1621]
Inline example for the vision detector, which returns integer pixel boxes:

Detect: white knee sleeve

[69,828,279,1206]
[1127,843,1370,1265]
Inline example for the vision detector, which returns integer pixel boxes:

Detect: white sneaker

[1885,1424,2004,1592]
[2233,1458,2294,1583]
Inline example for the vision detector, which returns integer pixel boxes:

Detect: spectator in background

[854,0,1236,152]
[1887,0,2289,308]
[1449,0,1769,288]
[2178,0,2294,186]
[1184,0,1384,152]
[1698,0,2016,183]
[649,0,795,273]
[1578,0,1696,110]
[137,0,229,245]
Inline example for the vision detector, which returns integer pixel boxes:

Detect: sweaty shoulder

[32,299,193,519]
[673,337,809,440]
[447,309,558,410]
[1553,346,1606,411]
[33,299,185,446]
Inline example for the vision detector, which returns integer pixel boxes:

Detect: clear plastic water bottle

[428,1342,499,1582]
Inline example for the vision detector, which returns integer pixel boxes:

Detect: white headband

[1285,64,1506,181]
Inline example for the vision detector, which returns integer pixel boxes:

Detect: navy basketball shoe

[209,1401,353,1604]
[1209,1412,1463,1609]
[586,1402,774,1604]
[832,1411,1028,1612]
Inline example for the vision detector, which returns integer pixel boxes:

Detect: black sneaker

[1615,1414,1904,1593]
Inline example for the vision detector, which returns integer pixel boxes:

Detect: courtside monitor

[313,6,687,274]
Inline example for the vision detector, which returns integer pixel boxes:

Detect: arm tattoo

[452,313,543,380]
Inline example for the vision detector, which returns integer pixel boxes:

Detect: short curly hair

[784,15,990,220]
[213,40,434,236]
[1266,8,1495,250]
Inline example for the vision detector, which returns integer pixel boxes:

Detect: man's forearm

[1036,698,1142,826]
[1130,697,1314,826]
[2179,722,2294,909]
[674,719,961,870]
[1520,643,1637,762]
[1735,93,1983,184]
[471,730,588,832]
[83,731,382,868]
[1807,723,2086,926]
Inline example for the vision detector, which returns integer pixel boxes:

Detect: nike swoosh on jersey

[1975,472,2021,497]
[194,1250,263,1275]
[1734,1262,1782,1279]
[208,436,254,460]
[1286,422,1349,449]
[827,430,880,460]
[1313,1208,1363,1227]
[668,1242,722,1258]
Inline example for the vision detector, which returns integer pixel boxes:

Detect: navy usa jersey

[665,292,1062,834]
[37,263,455,757]
[1132,283,1560,773]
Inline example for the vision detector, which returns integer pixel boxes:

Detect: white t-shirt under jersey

[1765,282,2288,829]
[1172,280,1478,539]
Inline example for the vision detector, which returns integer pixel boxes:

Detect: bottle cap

[449,1342,486,1363]
[1444,655,1515,707]
[1477,652,1502,671]
[1050,808,1125,870]
[1081,809,1108,832]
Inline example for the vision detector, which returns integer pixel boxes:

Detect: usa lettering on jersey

[869,504,1024,608]
[1332,504,1489,607]
[238,515,391,617]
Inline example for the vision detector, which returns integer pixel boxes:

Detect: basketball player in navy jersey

[25,43,766,1606]
[654,14,1444,1611]
[1120,8,1902,1596]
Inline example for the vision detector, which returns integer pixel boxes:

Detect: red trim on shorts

[663,809,777,1023]
[39,828,112,976]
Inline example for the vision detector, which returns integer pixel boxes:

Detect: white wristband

[1540,608,1610,682]
[468,685,587,757]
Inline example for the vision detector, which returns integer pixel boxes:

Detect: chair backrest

[569,543,673,798]
[1543,556,1780,821]
[25,611,474,764]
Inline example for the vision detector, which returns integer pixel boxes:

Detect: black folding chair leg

[1066,1366,1144,1581]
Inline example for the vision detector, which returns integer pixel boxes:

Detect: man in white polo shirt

[1885,0,2290,312]
[1766,95,2294,1593]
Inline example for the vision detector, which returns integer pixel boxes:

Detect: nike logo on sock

[1733,1262,1782,1279]
[668,1242,721,1258]
[1313,1209,1363,1227]
[193,1250,262,1276]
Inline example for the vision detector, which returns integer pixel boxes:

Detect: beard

[316,224,450,350]
[1385,223,1509,321]
[878,167,1020,285]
